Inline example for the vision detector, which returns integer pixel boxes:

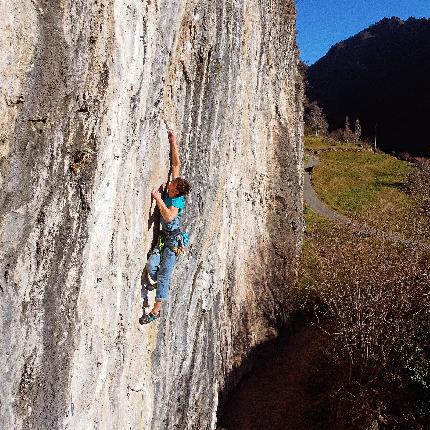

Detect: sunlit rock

[0,1,303,428]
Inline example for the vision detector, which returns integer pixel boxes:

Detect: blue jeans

[146,240,178,302]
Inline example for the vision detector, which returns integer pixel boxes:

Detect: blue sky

[296,0,430,64]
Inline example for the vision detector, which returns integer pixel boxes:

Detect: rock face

[0,1,303,429]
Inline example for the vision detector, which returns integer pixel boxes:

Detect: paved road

[304,155,350,224]
[304,153,430,250]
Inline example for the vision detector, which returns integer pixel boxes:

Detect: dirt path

[304,154,430,250]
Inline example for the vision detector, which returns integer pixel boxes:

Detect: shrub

[302,227,430,428]
[406,158,430,217]
[328,129,345,142]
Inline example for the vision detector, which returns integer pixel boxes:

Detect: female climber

[140,130,191,324]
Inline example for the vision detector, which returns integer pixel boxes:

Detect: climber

[140,130,191,324]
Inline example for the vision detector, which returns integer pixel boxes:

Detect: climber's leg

[141,247,176,324]
[146,248,161,282]
[154,247,177,306]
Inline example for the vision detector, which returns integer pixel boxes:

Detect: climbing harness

[159,229,189,256]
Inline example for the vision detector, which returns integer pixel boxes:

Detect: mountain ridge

[307,16,430,155]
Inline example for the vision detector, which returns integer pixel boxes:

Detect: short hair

[174,177,192,196]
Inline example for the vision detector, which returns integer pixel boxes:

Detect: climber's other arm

[151,189,179,222]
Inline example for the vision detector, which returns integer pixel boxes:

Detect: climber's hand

[151,189,161,200]
[168,130,176,144]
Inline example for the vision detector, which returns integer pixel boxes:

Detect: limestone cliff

[0,1,303,429]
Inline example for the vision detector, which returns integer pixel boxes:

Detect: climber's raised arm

[169,130,180,179]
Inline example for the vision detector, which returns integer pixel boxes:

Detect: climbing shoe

[139,312,160,325]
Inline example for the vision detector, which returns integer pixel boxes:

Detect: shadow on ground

[217,313,339,430]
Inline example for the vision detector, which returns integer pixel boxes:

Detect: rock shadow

[217,312,333,430]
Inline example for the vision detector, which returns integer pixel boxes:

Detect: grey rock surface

[0,1,303,429]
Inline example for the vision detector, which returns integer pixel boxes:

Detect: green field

[304,136,429,241]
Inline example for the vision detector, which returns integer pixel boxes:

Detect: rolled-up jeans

[146,239,178,302]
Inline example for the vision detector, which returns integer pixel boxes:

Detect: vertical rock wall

[0,0,303,429]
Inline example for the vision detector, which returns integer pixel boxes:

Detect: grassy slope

[301,136,430,289]
[305,136,429,241]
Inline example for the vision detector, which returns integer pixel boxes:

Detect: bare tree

[343,115,353,143]
[305,102,328,136]
[354,118,362,143]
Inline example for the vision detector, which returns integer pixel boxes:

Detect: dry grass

[300,139,430,427]
[305,135,363,152]
[300,207,430,428]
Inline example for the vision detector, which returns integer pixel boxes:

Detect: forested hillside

[307,17,430,155]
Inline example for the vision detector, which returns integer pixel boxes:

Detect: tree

[305,102,328,136]
[343,116,353,143]
[354,118,362,143]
